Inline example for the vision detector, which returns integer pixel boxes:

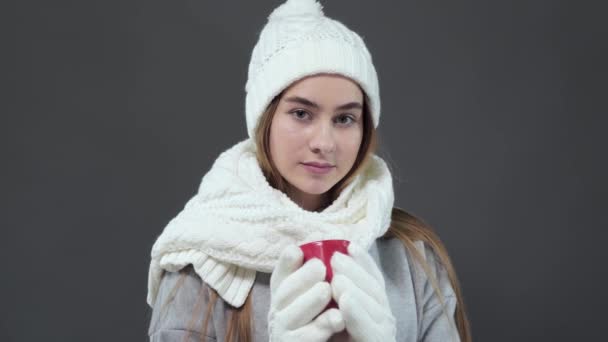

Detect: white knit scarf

[146,138,394,308]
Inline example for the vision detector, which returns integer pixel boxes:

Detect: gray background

[3,0,606,341]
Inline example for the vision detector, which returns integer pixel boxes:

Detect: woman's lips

[301,163,335,175]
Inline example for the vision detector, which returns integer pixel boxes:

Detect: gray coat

[148,237,461,342]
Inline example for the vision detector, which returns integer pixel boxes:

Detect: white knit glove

[269,244,346,342]
[330,243,397,342]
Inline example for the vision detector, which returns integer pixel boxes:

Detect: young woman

[147,0,471,341]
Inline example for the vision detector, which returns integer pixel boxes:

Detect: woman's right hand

[268,244,345,342]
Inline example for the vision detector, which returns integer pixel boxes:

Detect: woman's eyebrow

[283,96,363,111]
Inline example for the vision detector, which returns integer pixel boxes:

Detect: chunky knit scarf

[146,138,394,308]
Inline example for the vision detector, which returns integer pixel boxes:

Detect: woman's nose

[309,122,336,154]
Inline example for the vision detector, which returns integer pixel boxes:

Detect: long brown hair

[157,85,472,342]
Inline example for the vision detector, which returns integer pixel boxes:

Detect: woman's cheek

[342,130,362,150]
[282,119,302,133]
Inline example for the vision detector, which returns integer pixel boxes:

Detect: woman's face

[269,73,364,211]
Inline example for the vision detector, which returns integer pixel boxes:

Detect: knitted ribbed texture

[245,0,380,138]
[147,138,394,308]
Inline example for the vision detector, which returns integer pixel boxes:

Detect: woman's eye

[291,109,310,120]
[336,114,355,125]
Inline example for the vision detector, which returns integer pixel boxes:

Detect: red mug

[299,239,350,310]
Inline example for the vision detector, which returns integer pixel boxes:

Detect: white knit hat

[245,0,381,138]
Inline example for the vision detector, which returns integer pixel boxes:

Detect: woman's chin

[294,180,335,195]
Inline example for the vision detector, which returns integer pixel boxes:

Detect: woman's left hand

[330,243,397,342]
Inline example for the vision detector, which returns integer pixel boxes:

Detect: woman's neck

[286,186,329,212]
